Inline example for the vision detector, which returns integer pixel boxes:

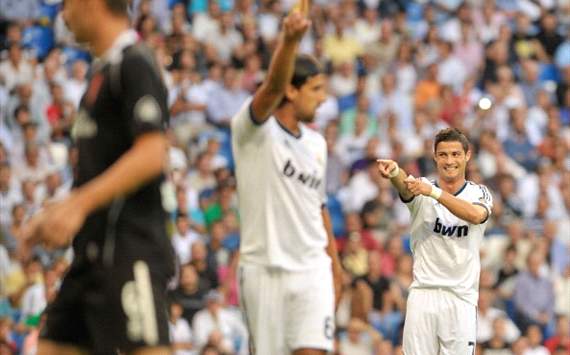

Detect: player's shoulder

[231,96,265,129]
[465,180,490,191]
[121,43,160,73]
[465,180,492,197]
[421,177,437,186]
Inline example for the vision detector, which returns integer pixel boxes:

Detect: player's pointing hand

[376,159,399,179]
[404,177,432,197]
[283,0,311,43]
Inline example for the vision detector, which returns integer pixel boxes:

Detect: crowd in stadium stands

[1,0,569,354]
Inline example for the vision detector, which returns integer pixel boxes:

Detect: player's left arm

[21,50,168,250]
[436,192,489,224]
[405,179,492,225]
[322,206,343,309]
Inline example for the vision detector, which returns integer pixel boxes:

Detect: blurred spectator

[513,250,555,334]
[192,290,248,355]
[209,13,243,65]
[553,265,570,318]
[511,336,530,355]
[544,315,570,353]
[170,263,207,324]
[478,288,521,343]
[366,20,400,74]
[187,152,216,194]
[414,63,440,109]
[339,318,383,355]
[525,324,550,355]
[191,241,219,291]
[324,18,363,68]
[169,300,195,355]
[206,67,248,128]
[503,108,539,171]
[63,60,88,109]
[481,317,513,355]
[535,12,564,60]
[354,251,390,311]
[0,43,33,92]
[369,72,413,131]
[437,40,467,92]
[172,213,202,266]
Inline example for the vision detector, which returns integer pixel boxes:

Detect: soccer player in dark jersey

[22,0,174,354]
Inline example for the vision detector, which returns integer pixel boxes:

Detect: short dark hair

[278,55,323,107]
[291,55,323,88]
[103,0,129,16]
[434,128,470,153]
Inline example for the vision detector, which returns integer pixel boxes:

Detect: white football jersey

[404,178,493,305]
[231,98,330,271]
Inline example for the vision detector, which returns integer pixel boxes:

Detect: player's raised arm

[250,0,311,122]
[377,159,415,201]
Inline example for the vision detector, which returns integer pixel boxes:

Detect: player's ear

[284,84,298,102]
[465,149,471,162]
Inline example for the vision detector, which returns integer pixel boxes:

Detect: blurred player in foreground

[22,0,174,354]
[231,0,342,354]
[377,128,493,355]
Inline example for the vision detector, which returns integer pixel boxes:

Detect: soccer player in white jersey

[230,1,343,355]
[377,128,493,355]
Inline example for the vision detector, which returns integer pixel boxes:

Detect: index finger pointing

[300,0,310,16]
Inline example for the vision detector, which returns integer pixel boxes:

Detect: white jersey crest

[404,178,493,305]
[231,98,330,271]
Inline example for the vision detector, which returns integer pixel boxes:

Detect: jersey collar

[275,117,303,139]
[434,180,468,196]
[95,29,139,67]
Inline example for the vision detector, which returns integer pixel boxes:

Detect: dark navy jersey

[70,30,171,263]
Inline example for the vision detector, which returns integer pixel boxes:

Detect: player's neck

[437,177,466,195]
[274,105,301,136]
[90,16,130,58]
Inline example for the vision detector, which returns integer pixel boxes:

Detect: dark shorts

[41,255,172,354]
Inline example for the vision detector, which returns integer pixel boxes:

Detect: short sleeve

[320,140,328,205]
[120,47,168,139]
[230,97,264,146]
[473,184,494,224]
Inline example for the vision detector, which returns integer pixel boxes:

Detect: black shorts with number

[41,254,172,354]
[41,207,176,354]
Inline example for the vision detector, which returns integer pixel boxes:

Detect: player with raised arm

[377,128,493,355]
[231,1,343,354]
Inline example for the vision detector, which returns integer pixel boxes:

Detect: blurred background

[0,0,569,354]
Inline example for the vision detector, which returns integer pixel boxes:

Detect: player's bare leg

[293,349,326,355]
[37,340,90,355]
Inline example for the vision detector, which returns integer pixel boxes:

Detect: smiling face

[434,140,471,183]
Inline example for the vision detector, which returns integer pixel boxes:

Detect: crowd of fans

[1,0,570,354]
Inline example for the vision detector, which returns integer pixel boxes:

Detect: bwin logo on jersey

[433,218,469,238]
[282,159,322,190]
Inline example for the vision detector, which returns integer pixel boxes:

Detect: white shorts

[403,288,477,355]
[238,263,335,355]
